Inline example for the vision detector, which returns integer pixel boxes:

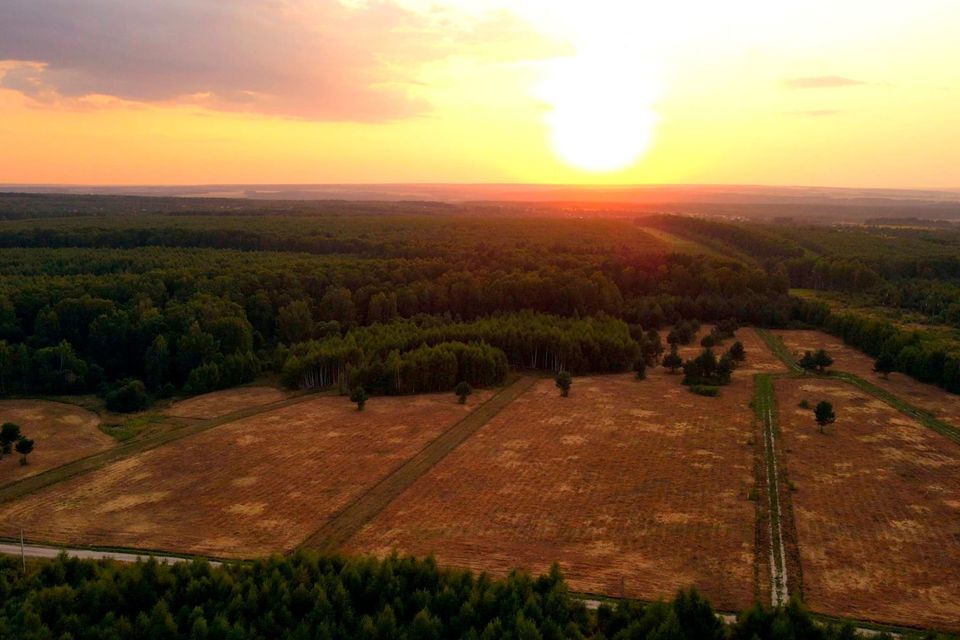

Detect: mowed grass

[774,330,960,432]
[0,400,112,486]
[343,340,777,611]
[775,377,960,631]
[164,386,291,420]
[0,390,492,558]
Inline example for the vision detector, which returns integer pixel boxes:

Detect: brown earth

[164,386,291,419]
[0,390,491,557]
[344,345,769,611]
[775,330,960,429]
[0,400,111,486]
[775,377,960,631]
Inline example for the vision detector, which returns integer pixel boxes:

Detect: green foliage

[682,348,733,387]
[555,371,572,397]
[688,384,720,397]
[814,400,836,433]
[0,552,855,640]
[455,381,472,404]
[662,345,683,374]
[0,422,20,457]
[104,378,149,413]
[350,386,368,410]
[15,436,33,464]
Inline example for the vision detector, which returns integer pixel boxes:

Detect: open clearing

[775,377,960,631]
[0,400,112,486]
[0,391,491,557]
[164,386,291,419]
[775,329,960,429]
[344,334,774,611]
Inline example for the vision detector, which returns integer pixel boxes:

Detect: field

[344,329,784,611]
[0,400,112,486]
[775,377,960,631]
[775,329,960,428]
[0,391,491,557]
[164,386,291,419]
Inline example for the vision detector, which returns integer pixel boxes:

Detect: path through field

[302,376,538,551]
[0,390,323,506]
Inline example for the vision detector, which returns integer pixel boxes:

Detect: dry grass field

[0,390,491,557]
[344,332,780,611]
[775,377,960,631]
[164,386,291,419]
[0,400,112,486]
[775,330,960,429]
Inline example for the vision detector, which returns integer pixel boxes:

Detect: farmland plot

[0,400,111,485]
[775,330,960,429]
[345,365,761,611]
[775,378,960,631]
[164,386,291,419]
[0,391,491,557]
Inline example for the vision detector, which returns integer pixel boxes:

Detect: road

[0,541,219,566]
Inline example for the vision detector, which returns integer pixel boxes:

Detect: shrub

[104,378,149,413]
[688,384,720,397]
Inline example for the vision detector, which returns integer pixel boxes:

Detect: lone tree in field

[874,353,895,379]
[555,371,572,397]
[455,381,472,404]
[0,422,20,459]
[633,359,647,380]
[15,436,33,465]
[663,345,683,374]
[798,350,817,372]
[350,386,368,411]
[813,349,833,372]
[728,341,746,362]
[814,401,836,434]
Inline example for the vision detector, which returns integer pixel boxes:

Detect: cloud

[0,0,556,121]
[784,75,866,89]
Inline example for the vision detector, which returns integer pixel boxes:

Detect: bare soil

[775,377,960,631]
[0,391,490,557]
[0,400,111,486]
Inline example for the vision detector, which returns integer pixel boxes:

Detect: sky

[1,0,959,188]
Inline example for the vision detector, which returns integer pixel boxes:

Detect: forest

[1,193,959,404]
[0,552,896,640]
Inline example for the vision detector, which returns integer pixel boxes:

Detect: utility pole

[20,528,25,573]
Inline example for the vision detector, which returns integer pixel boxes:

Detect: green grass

[756,328,960,445]
[98,413,165,442]
[687,384,720,397]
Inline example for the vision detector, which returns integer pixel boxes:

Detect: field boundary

[300,376,537,552]
[756,329,960,445]
[0,390,329,505]
[753,374,789,606]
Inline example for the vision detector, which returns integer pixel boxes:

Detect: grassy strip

[755,329,802,373]
[301,376,538,552]
[827,371,960,446]
[753,374,788,606]
[0,390,327,505]
[756,328,960,444]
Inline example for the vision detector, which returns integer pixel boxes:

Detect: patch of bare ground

[775,330,960,429]
[164,386,291,419]
[775,377,960,631]
[0,400,111,486]
[0,391,491,557]
[344,358,763,611]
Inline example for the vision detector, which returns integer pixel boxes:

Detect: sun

[522,3,664,173]
[538,53,660,172]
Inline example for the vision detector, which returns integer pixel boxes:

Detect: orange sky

[1,1,958,188]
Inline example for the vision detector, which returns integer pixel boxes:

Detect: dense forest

[2,193,960,407]
[0,552,900,640]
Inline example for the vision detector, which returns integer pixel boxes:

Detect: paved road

[0,542,219,566]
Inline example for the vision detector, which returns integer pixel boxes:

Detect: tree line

[0,552,902,640]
